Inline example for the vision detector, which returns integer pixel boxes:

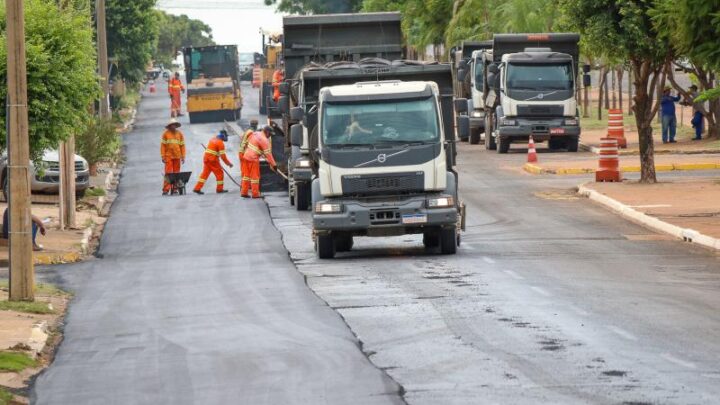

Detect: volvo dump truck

[182,45,242,123]
[278,12,403,211]
[450,40,493,143]
[286,62,464,258]
[457,33,581,153]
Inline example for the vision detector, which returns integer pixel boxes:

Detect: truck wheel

[484,117,497,150]
[296,182,310,211]
[470,128,481,145]
[566,137,579,152]
[440,226,457,255]
[289,182,295,206]
[497,137,511,154]
[423,231,440,249]
[335,233,353,252]
[317,233,335,259]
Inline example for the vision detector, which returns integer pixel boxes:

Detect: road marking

[607,325,638,341]
[568,305,589,316]
[660,353,697,369]
[504,270,524,280]
[482,256,496,264]
[530,286,551,297]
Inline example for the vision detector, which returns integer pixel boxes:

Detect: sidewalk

[579,179,720,251]
[524,153,720,175]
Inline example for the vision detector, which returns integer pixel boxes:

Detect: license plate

[550,128,565,135]
[402,214,427,224]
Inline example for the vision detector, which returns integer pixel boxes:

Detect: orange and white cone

[527,135,538,163]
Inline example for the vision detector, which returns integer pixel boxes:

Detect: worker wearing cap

[169,72,185,117]
[160,118,186,195]
[241,125,277,198]
[239,119,259,196]
[193,130,234,195]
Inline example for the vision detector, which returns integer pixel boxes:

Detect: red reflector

[527,34,550,41]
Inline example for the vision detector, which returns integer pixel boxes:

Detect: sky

[156,0,286,54]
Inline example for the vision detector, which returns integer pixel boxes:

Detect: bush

[76,117,120,175]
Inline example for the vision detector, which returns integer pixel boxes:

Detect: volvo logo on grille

[377,154,387,163]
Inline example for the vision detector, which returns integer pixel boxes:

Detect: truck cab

[310,80,462,259]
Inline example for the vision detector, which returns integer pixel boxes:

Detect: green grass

[0,281,65,297]
[0,387,13,404]
[84,187,106,197]
[580,109,698,139]
[0,351,37,373]
[0,300,54,315]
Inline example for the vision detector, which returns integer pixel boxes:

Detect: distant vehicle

[162,70,170,80]
[238,52,255,81]
[0,150,90,200]
[182,45,243,123]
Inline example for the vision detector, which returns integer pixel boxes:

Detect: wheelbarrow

[165,171,192,195]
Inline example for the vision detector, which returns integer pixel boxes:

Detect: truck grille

[341,172,424,196]
[517,105,564,117]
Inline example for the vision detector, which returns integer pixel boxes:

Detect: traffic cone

[149,81,156,93]
[527,135,538,163]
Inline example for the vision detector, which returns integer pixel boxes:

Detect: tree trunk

[583,81,590,118]
[598,66,606,121]
[617,67,624,112]
[656,71,666,124]
[611,67,617,109]
[603,69,610,109]
[628,68,634,116]
[632,59,657,183]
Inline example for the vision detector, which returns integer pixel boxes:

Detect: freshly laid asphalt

[31,84,403,404]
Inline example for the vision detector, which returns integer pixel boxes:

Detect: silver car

[0,150,90,200]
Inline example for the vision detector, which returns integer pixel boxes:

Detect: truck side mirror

[457,68,467,82]
[454,98,468,113]
[290,106,304,121]
[278,96,290,114]
[290,124,303,147]
[457,116,470,139]
[279,82,290,95]
[488,63,499,75]
[583,74,591,87]
[583,64,591,74]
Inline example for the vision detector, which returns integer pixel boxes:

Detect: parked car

[0,150,90,201]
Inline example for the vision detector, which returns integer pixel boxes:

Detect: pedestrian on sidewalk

[660,86,681,144]
[169,72,185,118]
[688,85,705,140]
[193,130,234,195]
[161,118,186,196]
[241,125,277,199]
[239,119,259,195]
[2,208,47,251]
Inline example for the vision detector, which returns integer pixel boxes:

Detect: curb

[579,141,720,156]
[578,184,720,251]
[524,162,720,175]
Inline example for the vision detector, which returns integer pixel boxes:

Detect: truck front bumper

[313,195,457,236]
[469,116,485,130]
[497,118,580,141]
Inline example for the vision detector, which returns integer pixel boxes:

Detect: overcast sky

[156,0,286,54]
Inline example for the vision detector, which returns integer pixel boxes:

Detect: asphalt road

[266,141,720,404]
[31,83,403,404]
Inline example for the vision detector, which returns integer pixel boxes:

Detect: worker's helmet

[218,129,229,141]
[166,118,181,129]
[262,125,273,136]
[249,119,259,130]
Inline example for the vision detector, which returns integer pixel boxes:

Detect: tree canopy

[105,0,158,84]
[0,0,99,160]
[154,11,215,67]
[264,0,363,14]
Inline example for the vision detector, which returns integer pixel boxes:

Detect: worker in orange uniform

[272,64,284,103]
[168,72,185,117]
[239,119,259,195]
[193,130,234,195]
[241,125,277,198]
[160,118,186,196]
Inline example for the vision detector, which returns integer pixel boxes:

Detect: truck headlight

[499,118,517,126]
[427,196,455,208]
[565,118,579,126]
[295,159,311,168]
[315,203,342,214]
[472,111,483,118]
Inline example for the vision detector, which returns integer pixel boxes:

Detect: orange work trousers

[163,159,182,193]
[194,162,224,192]
[241,160,261,197]
[170,92,182,116]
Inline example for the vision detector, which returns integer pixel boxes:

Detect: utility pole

[6,0,34,301]
[96,0,110,119]
[58,138,76,230]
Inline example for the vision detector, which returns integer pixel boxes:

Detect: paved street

[29,82,720,404]
[31,84,403,404]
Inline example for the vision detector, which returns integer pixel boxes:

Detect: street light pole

[6,0,35,301]
[96,0,111,119]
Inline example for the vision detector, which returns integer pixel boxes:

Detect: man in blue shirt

[660,85,681,143]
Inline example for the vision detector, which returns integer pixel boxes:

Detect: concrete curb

[524,162,720,175]
[579,141,720,156]
[578,183,720,251]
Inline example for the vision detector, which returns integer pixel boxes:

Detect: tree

[265,0,363,14]
[0,0,99,161]
[154,11,215,67]
[560,0,672,183]
[105,0,158,84]
[365,0,454,52]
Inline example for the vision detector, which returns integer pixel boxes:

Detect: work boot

[240,194,250,199]
[217,190,228,194]
[252,194,263,199]
[162,191,169,196]
[193,190,204,195]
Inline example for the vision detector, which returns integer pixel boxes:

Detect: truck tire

[484,116,497,150]
[423,231,440,249]
[497,137,511,154]
[296,182,310,211]
[566,137,579,152]
[470,128,481,145]
[335,233,353,252]
[440,226,457,255]
[317,233,335,259]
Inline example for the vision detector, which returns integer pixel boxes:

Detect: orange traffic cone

[149,81,156,93]
[527,135,538,163]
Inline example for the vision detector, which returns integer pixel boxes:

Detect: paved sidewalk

[524,153,720,175]
[579,179,720,250]
[580,127,720,155]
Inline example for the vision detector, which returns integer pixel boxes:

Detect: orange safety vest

[169,78,184,95]
[204,137,232,166]
[239,129,253,155]
[243,131,276,166]
[160,129,186,160]
[272,70,284,101]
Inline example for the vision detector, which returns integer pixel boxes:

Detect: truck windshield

[322,97,440,147]
[506,63,574,101]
